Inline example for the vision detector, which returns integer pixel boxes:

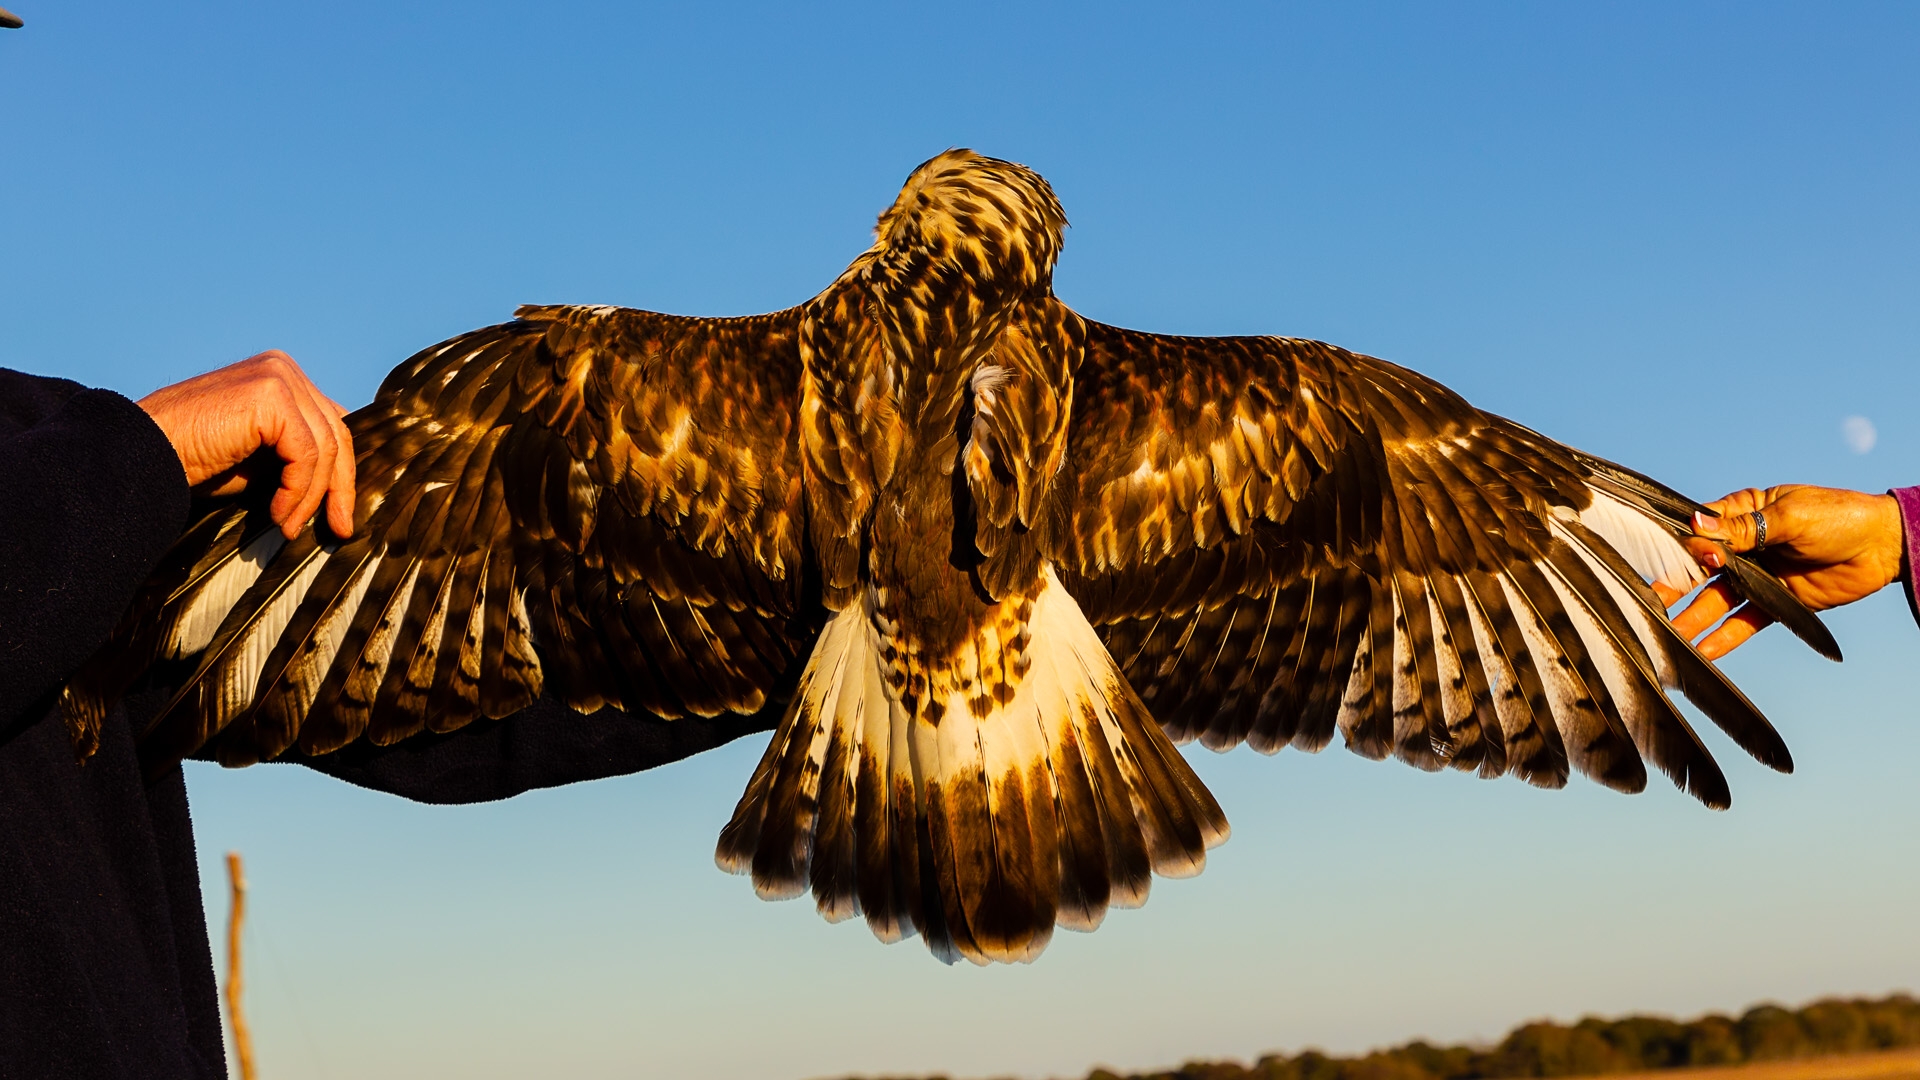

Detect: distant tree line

[1087,994,1920,1080]
[835,993,1920,1080]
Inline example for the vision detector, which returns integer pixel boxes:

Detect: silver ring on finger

[1750,509,1768,548]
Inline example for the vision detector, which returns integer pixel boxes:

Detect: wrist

[134,393,195,487]
[1885,488,1920,595]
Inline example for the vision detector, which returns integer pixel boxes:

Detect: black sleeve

[0,369,192,732]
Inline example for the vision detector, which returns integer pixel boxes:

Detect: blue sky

[5,3,1919,1078]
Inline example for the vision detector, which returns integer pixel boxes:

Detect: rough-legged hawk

[66,150,1836,965]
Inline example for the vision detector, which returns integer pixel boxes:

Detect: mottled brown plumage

[66,149,1831,966]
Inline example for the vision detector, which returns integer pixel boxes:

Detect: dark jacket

[0,367,774,1078]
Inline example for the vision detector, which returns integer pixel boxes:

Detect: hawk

[64,150,1837,966]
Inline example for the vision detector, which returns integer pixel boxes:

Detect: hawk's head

[855,149,1067,300]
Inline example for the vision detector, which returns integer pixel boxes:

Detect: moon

[1841,416,1877,455]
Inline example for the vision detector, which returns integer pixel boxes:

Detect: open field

[824,1050,1920,1080]
[1604,1049,1920,1080]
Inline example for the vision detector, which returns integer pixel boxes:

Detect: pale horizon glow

[4,4,1919,1079]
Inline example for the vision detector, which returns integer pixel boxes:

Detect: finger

[1651,581,1687,607]
[323,403,357,537]
[1693,506,1763,554]
[1695,605,1774,661]
[266,368,345,534]
[260,387,322,536]
[283,375,355,538]
[1671,578,1740,641]
[284,384,344,539]
[196,464,249,499]
[1691,489,1759,538]
[1694,490,1761,530]
[193,451,279,500]
[256,348,304,377]
[1682,535,1736,570]
[260,355,356,538]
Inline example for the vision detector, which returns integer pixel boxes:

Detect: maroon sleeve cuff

[1889,486,1920,630]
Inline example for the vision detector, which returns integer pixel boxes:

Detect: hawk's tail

[715,567,1229,965]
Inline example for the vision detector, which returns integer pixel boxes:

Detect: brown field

[1604,1050,1920,1080]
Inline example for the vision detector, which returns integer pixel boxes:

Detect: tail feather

[921,697,998,961]
[806,637,865,923]
[1028,648,1110,932]
[1073,688,1155,911]
[970,660,1063,962]
[717,566,1227,965]
[715,605,854,894]
[850,649,908,940]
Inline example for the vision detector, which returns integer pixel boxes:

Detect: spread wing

[1052,316,1825,808]
[65,304,814,768]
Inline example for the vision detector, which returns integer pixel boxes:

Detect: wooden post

[224,851,257,1080]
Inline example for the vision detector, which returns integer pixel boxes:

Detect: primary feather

[65,149,1832,965]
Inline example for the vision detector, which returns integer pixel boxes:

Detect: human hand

[1651,485,1905,660]
[137,350,356,540]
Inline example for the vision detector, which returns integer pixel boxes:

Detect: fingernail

[1703,550,1723,568]
[1692,511,1716,534]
